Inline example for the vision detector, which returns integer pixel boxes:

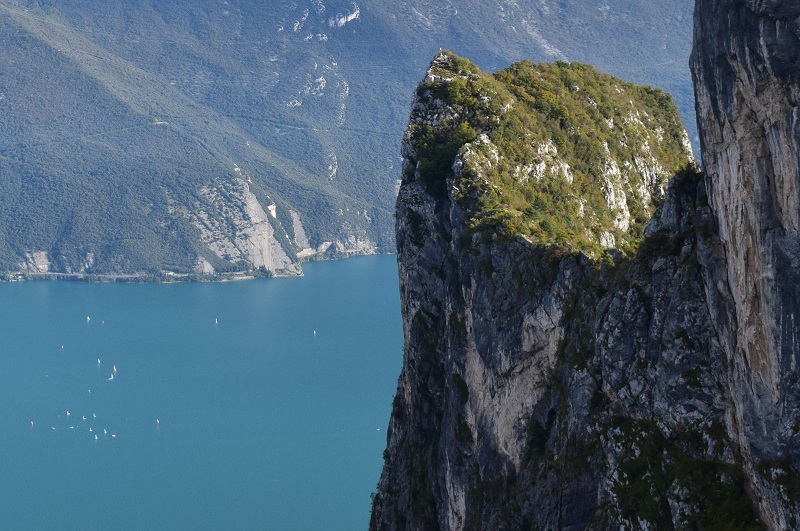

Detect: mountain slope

[0,0,694,276]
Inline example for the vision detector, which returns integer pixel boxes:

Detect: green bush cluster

[409,52,691,257]
[612,418,764,529]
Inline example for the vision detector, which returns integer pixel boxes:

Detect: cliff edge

[372,2,800,525]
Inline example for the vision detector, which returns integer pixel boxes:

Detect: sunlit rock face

[692,1,800,527]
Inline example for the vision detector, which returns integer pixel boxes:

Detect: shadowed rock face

[691,1,800,527]
[370,54,760,530]
[371,1,800,528]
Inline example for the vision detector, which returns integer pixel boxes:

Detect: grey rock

[372,2,800,527]
[692,0,800,527]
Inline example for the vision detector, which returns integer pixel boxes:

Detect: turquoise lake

[0,255,402,530]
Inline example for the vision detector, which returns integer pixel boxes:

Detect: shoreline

[1,269,284,284]
[1,252,397,284]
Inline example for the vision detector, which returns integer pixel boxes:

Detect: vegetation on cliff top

[407,51,693,257]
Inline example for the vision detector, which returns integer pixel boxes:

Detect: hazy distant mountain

[0,0,694,276]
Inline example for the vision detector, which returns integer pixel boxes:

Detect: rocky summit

[371,1,800,529]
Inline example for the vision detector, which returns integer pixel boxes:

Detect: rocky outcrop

[691,1,800,527]
[372,7,800,524]
[20,251,51,273]
[171,179,302,276]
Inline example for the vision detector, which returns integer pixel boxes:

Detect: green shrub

[410,52,692,258]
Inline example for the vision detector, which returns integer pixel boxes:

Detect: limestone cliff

[167,178,302,277]
[691,1,800,527]
[372,17,800,528]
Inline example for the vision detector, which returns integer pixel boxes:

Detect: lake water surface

[0,255,402,530]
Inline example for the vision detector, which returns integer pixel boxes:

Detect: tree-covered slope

[0,0,694,276]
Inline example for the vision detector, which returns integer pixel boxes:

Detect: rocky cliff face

[691,1,800,527]
[175,179,300,276]
[371,2,800,525]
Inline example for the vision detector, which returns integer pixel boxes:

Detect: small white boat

[108,373,114,381]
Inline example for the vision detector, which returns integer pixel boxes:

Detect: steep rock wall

[691,1,800,526]
[371,52,774,529]
[374,0,800,523]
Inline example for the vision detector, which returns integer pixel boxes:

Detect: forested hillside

[0,0,694,276]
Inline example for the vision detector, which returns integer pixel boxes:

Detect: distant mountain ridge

[0,0,693,277]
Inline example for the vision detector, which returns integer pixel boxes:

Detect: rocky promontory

[371,1,800,528]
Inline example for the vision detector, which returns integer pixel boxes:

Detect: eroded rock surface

[372,6,800,522]
[692,0,800,526]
